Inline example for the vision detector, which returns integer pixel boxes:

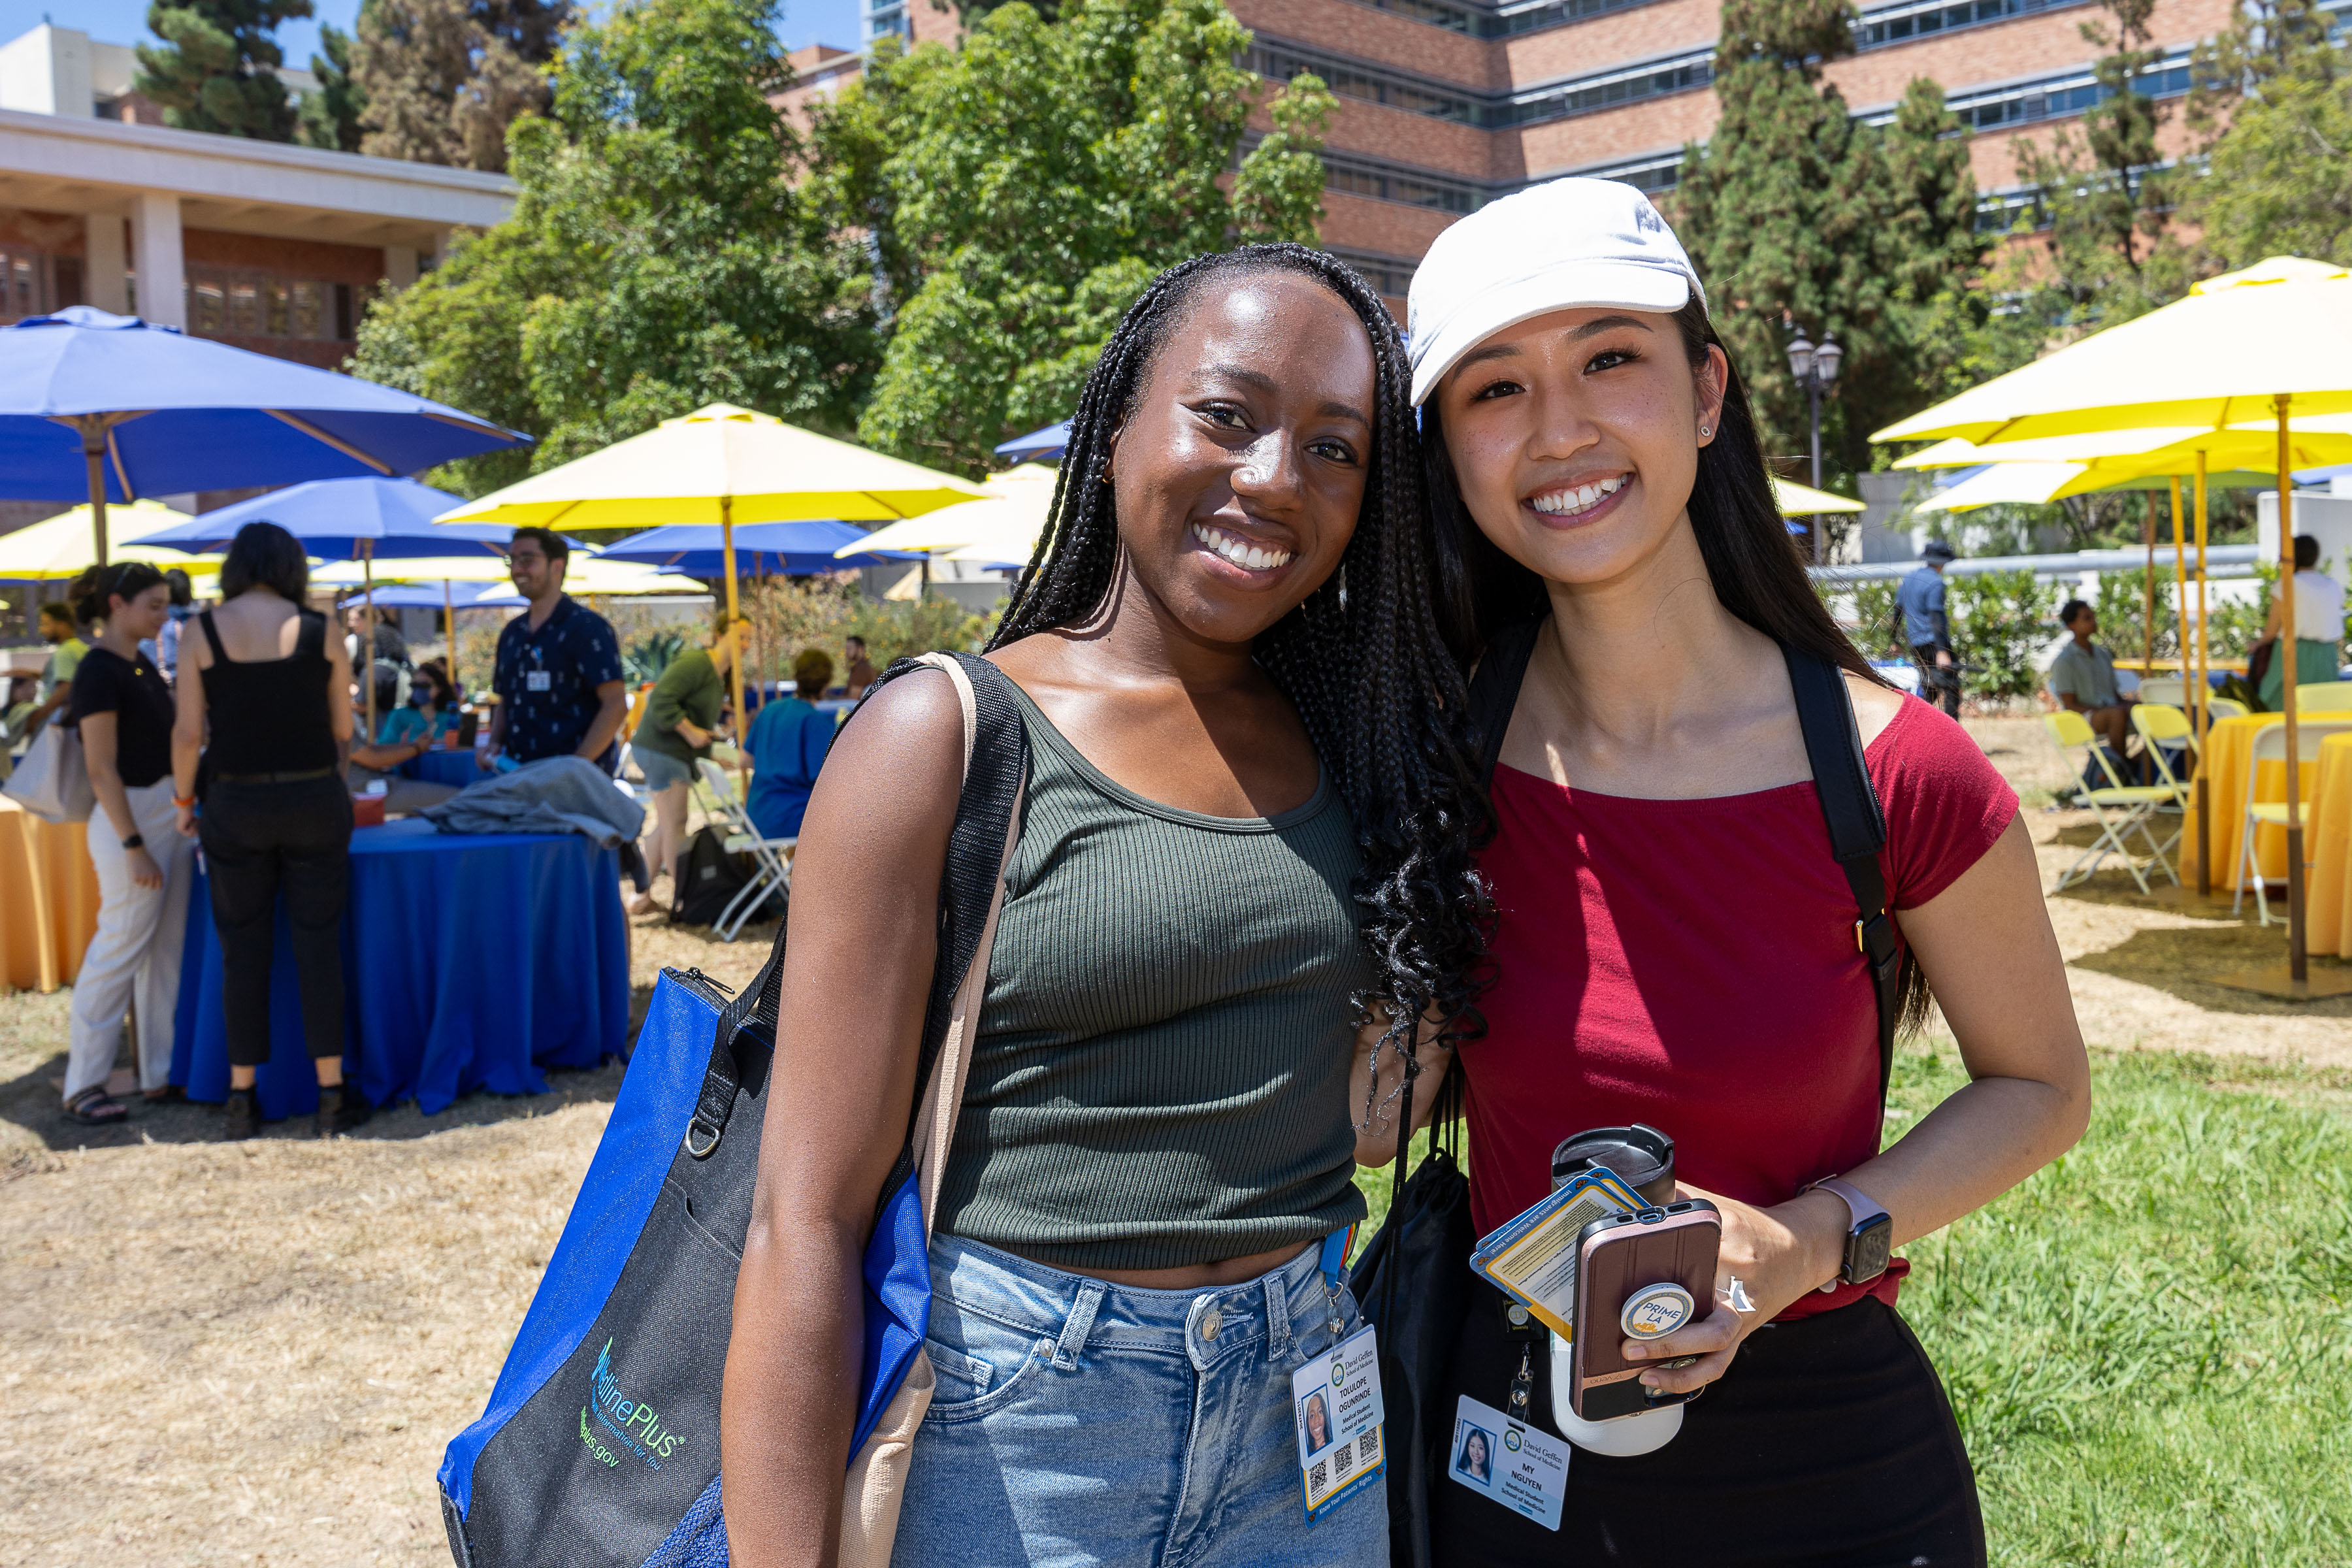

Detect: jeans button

[1200,1308,1223,1341]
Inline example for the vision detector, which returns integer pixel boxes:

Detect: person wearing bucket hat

[1900,539,1961,715]
[1369,178,2091,1565]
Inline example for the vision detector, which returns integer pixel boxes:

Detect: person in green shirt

[374,658,460,747]
[22,600,88,743]
[629,614,736,915]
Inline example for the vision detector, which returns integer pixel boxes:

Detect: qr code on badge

[1308,1458,1329,1498]
[1332,1440,1354,1473]
[1358,1426,1380,1462]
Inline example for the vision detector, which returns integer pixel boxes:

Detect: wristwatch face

[1848,1214,1895,1284]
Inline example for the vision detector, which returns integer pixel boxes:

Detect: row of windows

[1247,39,1712,129]
[1352,0,1658,39]
[1323,157,1484,211]
[1328,248,1418,296]
[1335,0,2089,50]
[1921,52,2193,132]
[1855,0,2082,52]
[184,274,359,341]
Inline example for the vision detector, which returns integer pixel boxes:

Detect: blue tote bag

[438,653,1028,1567]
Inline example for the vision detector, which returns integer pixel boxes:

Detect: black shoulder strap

[681,651,1028,1165]
[1781,644,1903,1105]
[1468,617,1543,789]
[296,609,327,661]
[197,610,226,662]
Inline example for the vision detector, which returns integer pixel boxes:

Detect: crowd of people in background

[12,510,875,1130]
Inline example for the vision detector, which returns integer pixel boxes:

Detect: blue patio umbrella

[133,476,514,561]
[338,580,527,610]
[0,306,527,561]
[596,518,920,577]
[994,421,1070,463]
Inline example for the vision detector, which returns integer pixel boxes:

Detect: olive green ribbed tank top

[932,680,1373,1272]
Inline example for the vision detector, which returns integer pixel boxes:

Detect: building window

[1503,48,1714,126]
[1321,155,1483,212]
[1248,37,1709,128]
[1872,50,2194,132]
[0,249,56,323]
[1855,0,2084,50]
[186,270,357,341]
[1246,42,1480,122]
[1328,249,1418,299]
[1556,151,1686,195]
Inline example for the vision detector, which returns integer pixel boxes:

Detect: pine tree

[353,0,570,171]
[2184,0,2352,267]
[296,20,366,150]
[1676,0,1979,478]
[135,0,314,140]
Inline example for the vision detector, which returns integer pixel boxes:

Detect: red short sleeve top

[1457,695,2017,1320]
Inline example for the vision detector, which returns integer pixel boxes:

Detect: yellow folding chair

[2295,683,2352,712]
[2129,702,2193,853]
[2045,710,2180,894]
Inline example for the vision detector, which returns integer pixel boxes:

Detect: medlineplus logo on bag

[579,1340,684,1471]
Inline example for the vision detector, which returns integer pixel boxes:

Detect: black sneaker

[316,1084,372,1139]
[221,1088,258,1141]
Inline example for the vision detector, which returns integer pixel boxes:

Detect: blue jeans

[892,1235,1389,1568]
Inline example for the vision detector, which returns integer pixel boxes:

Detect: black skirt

[1429,1286,1985,1568]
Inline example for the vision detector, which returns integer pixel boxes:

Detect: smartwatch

[1805,1175,1893,1292]
[120,832,144,851]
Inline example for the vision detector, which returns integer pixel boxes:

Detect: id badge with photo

[1290,1323,1385,1527]
[525,670,553,692]
[1447,1394,1569,1531]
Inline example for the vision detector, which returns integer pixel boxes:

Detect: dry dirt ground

[1,717,2345,1566]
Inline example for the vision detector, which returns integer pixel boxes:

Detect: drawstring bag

[1,720,94,823]
[436,652,1028,1568]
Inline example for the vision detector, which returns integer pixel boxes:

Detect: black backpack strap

[1781,644,1903,1105]
[1469,617,1543,789]
[680,650,1028,1165]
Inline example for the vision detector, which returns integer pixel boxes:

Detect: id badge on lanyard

[1290,1230,1385,1526]
[525,646,552,693]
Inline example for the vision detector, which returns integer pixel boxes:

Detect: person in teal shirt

[375,659,459,747]
[745,648,837,840]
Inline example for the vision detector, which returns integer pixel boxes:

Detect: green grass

[1356,1047,2352,1566]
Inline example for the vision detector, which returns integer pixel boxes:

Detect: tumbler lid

[1552,1123,1675,1203]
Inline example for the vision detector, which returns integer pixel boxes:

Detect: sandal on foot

[63,1088,129,1126]
[221,1088,259,1141]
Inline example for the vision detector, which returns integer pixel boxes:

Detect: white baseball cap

[1406,177,1705,406]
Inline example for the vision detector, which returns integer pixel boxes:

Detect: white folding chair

[2233,718,2352,924]
[2295,683,2352,712]
[2046,710,2178,893]
[695,757,797,941]
[2206,696,2250,721]
[2137,676,2186,707]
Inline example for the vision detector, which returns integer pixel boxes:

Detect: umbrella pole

[444,578,457,707]
[723,498,746,787]
[2277,397,2307,984]
[363,541,377,749]
[2171,478,2202,894]
[2141,501,2155,676]
[2182,453,2201,893]
[84,432,109,566]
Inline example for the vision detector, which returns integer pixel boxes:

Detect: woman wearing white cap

[1381,178,2091,1562]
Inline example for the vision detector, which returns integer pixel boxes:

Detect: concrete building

[842,0,2237,301]
[0,22,513,369]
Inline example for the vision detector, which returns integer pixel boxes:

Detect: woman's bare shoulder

[1844,670,1907,749]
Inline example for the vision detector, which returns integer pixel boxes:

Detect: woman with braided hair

[722,244,1486,1566]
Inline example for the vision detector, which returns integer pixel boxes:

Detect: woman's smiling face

[1106,270,1376,645]
[1433,306,1725,588]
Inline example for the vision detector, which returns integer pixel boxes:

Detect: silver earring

[1699,425,1712,438]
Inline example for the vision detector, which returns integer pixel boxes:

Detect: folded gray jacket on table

[420,755,646,845]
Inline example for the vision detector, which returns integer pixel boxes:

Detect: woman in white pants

[61,563,195,1126]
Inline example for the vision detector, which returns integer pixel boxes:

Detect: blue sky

[1,1,863,73]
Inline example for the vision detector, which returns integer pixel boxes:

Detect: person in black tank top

[170,522,370,1141]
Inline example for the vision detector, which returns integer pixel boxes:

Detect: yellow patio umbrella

[0,500,223,579]
[1876,257,2352,994]
[840,463,1059,558]
[436,403,988,774]
[1771,477,1865,516]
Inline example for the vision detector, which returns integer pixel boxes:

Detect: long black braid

[988,244,1493,1103]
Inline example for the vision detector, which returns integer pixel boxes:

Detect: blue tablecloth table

[171,819,629,1121]
[401,747,489,789]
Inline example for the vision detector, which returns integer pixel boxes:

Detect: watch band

[120,832,144,851]
[1806,1175,1891,1292]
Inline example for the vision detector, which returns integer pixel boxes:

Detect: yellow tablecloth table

[0,796,101,991]
[2306,733,2352,958]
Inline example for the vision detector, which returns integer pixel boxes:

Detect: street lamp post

[1785,329,1843,562]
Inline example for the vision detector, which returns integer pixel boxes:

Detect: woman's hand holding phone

[1615,1182,1850,1397]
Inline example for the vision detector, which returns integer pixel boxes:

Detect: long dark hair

[1422,296,1929,1036]
[220,521,310,602]
[68,561,165,627]
[990,244,1493,1068]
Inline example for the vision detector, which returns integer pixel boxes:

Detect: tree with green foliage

[2185,0,2352,268]
[819,0,1335,475]
[353,0,570,171]
[2010,0,2188,330]
[296,19,366,151]
[1676,0,1982,477]
[350,0,877,493]
[135,0,312,140]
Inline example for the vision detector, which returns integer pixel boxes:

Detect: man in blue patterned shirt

[487,528,628,772]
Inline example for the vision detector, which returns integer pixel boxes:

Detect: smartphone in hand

[1568,1200,1721,1423]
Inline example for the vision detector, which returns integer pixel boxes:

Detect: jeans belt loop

[1264,1271,1292,1363]
[1054,1279,1105,1371]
